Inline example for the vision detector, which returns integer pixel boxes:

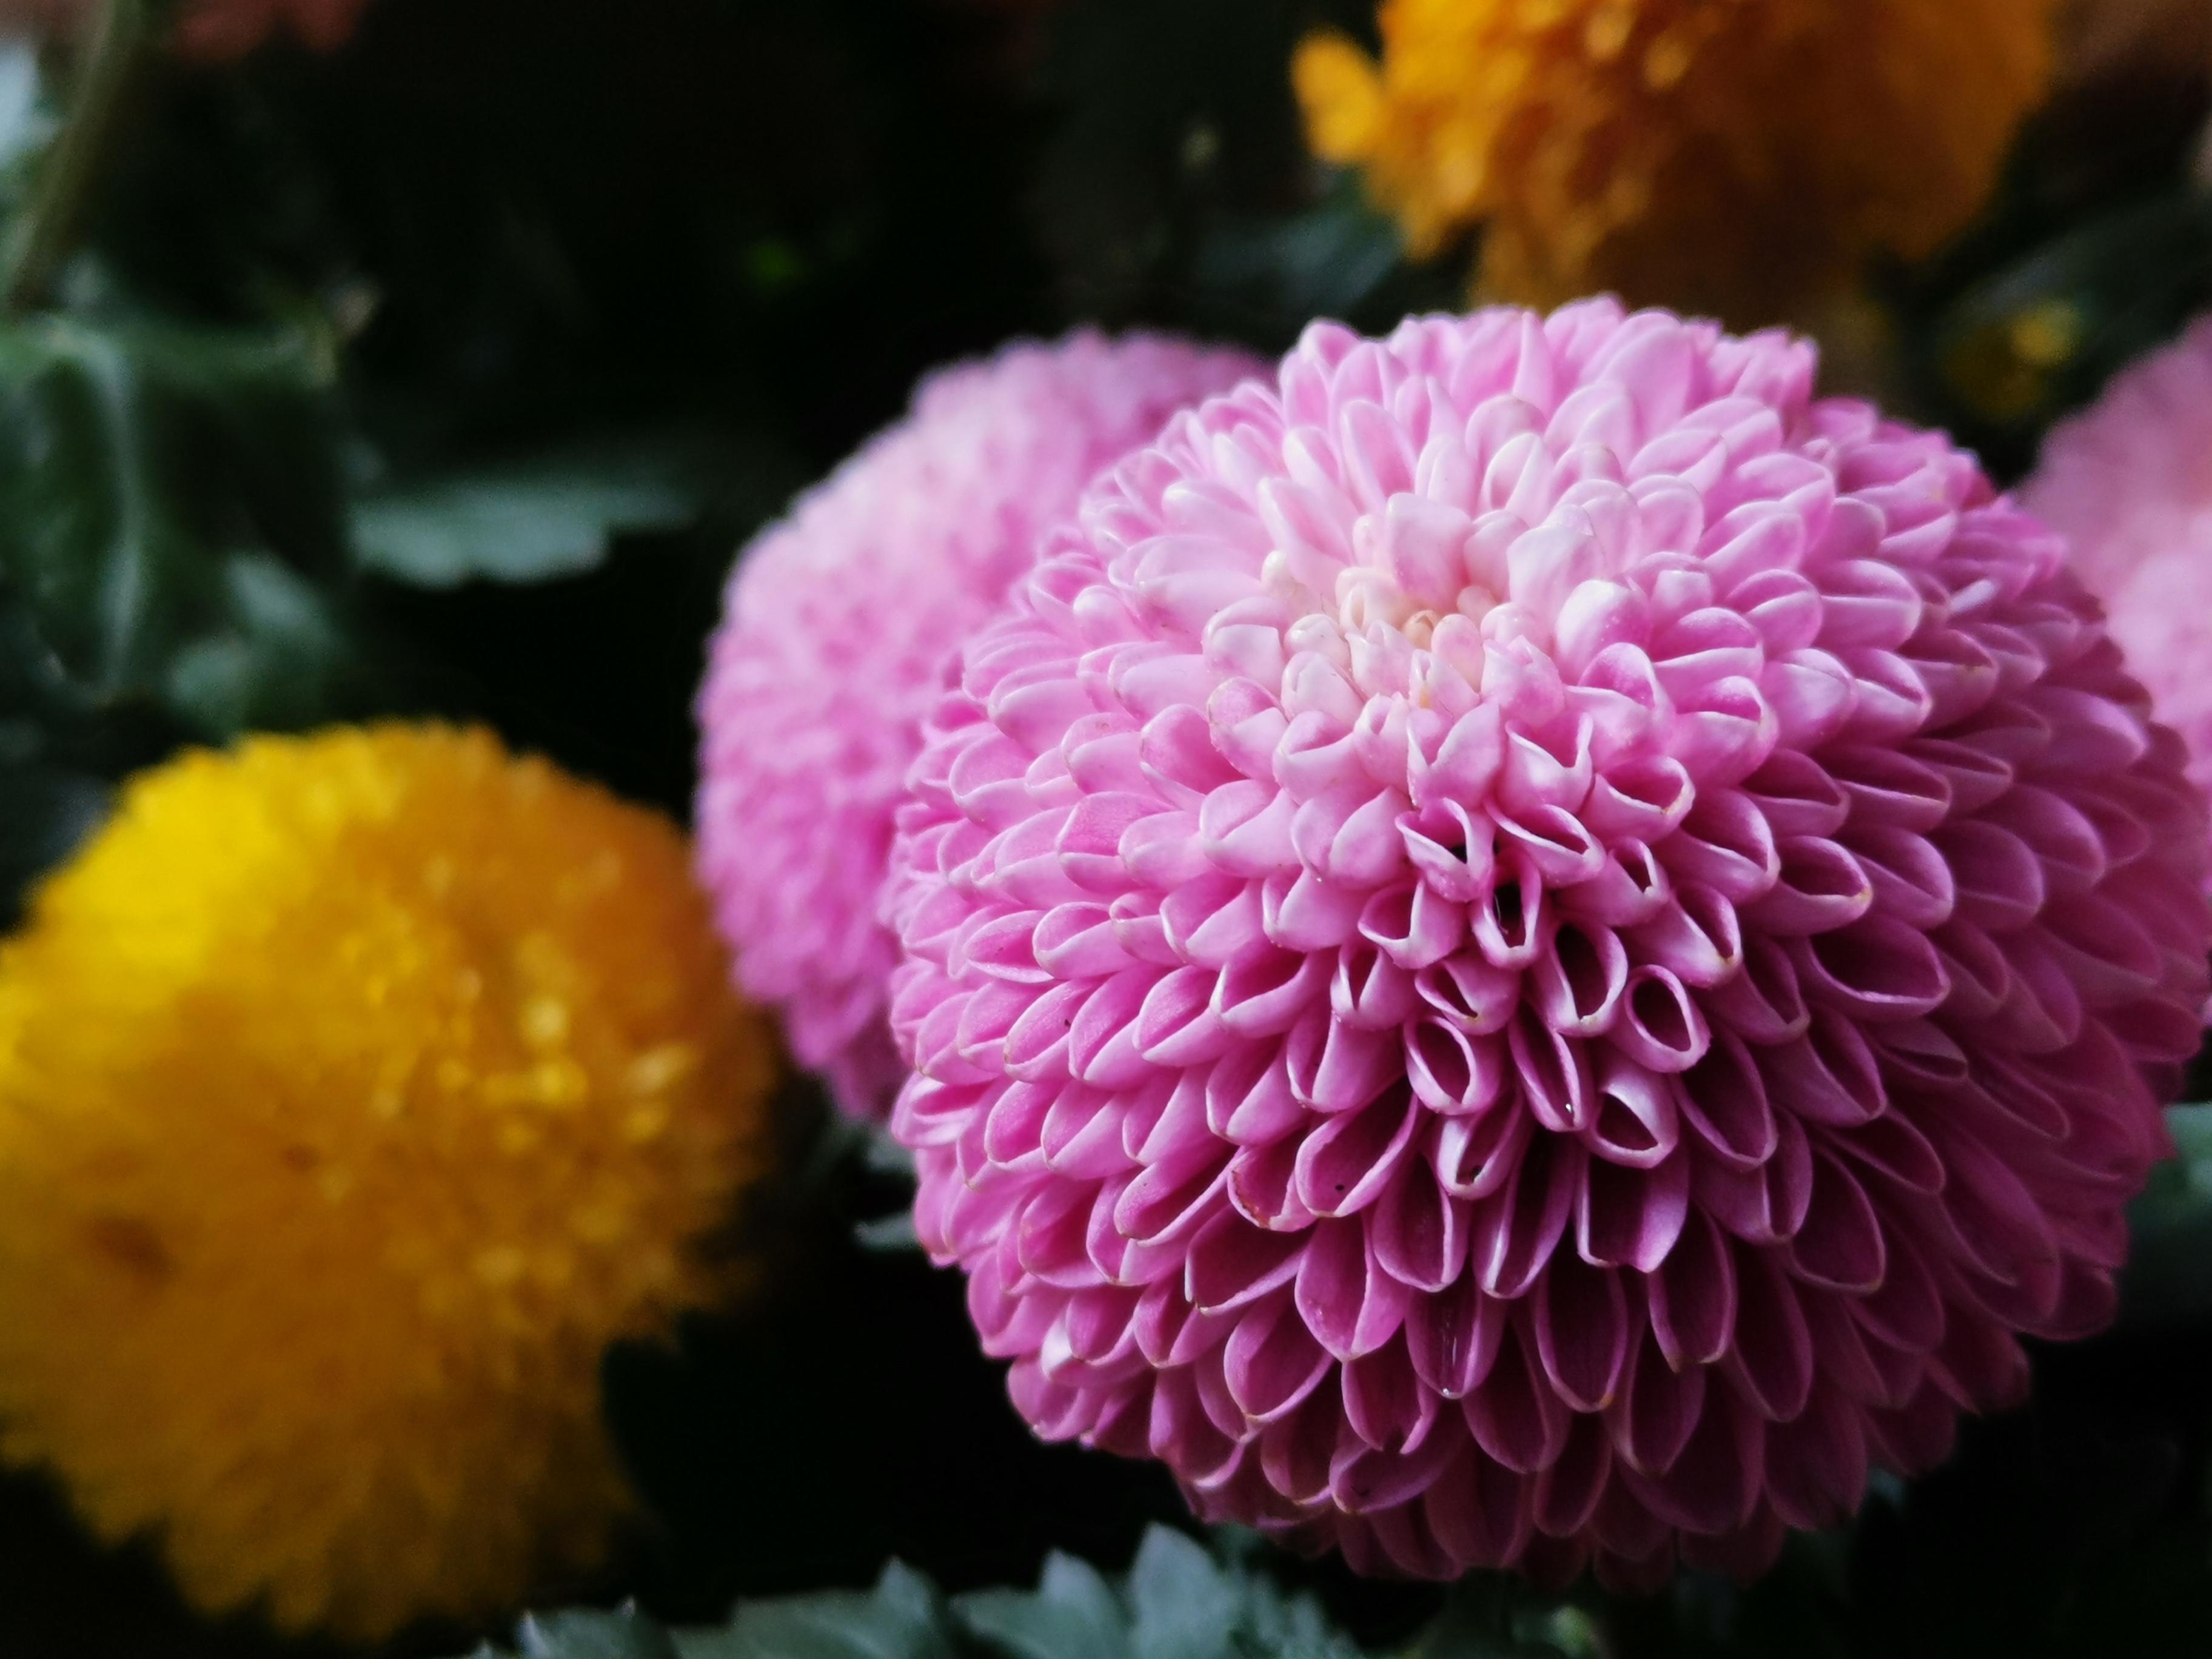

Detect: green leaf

[959,1553,1127,1659]
[162,552,353,738]
[0,310,350,728]
[352,444,711,589]
[468,1529,1409,1659]
[0,43,53,176]
[519,1608,682,1659]
[1123,1528,1241,1659]
[2122,1103,2212,1324]
[956,1528,1364,1659]
[852,1211,921,1253]
[688,1562,963,1659]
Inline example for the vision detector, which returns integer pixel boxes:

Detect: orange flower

[1296,0,2060,324]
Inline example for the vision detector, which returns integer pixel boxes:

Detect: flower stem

[4,0,155,315]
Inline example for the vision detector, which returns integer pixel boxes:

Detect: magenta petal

[1185,1209,1307,1314]
[1787,1152,1888,1293]
[1223,1292,1335,1422]
[1579,1152,1691,1273]
[1330,1424,1457,1515]
[1342,1335,1440,1453]
[1406,1274,1510,1399]
[1259,1386,1349,1506]
[1534,1255,1631,1412]
[1647,1210,1737,1369]
[1532,920,1631,1037]
[1610,967,1713,1073]
[1358,881,1467,970]
[1294,1088,1422,1218]
[1424,1440,1534,1568]
[1763,1387,1870,1530]
[1583,1055,1683,1169]
[1296,1216,1413,1360]
[1753,1011,1885,1128]
[1465,1318,1572,1474]
[1406,1019,1509,1114]
[1701,933,1810,1043]
[1609,1329,1709,1475]
[1720,1245,1816,1422]
[1213,946,1324,1038]
[1372,1158,1470,1292]
[1287,1013,1401,1113]
[1748,836,1873,934]
[1149,1366,1245,1487]
[1629,1390,1763,1533]
[1533,1413,1616,1538]
[1473,1133,1581,1298]
[1791,916,1950,1024]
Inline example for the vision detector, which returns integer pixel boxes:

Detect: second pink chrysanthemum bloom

[2026,317,2212,826]
[695,332,1263,1117]
[885,301,2210,1587]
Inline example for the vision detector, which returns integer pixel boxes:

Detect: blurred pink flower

[886,301,2211,1586]
[695,332,1263,1118]
[2027,317,2212,816]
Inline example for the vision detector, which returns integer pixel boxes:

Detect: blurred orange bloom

[1296,0,2060,326]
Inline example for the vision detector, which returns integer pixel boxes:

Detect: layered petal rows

[696,332,1262,1116]
[2027,315,2212,827]
[885,301,2212,1585]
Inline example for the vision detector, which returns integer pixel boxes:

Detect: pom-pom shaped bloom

[1294,0,2057,322]
[0,726,777,1639]
[697,331,1262,1118]
[887,302,2210,1587]
[2025,317,2212,815]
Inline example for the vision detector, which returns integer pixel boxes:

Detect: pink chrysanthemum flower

[2025,317,2212,816]
[695,332,1263,1118]
[885,301,2211,1587]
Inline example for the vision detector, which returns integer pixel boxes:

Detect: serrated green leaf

[1124,1529,1242,1659]
[958,1553,1128,1659]
[692,1562,963,1659]
[352,446,708,588]
[519,1607,682,1659]
[471,1528,1433,1659]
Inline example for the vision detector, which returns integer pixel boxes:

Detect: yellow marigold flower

[1295,0,2060,323]
[0,725,777,1640]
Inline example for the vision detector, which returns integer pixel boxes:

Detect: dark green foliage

[1887,60,2212,480]
[2125,1104,2212,1326]
[470,1527,1484,1659]
[0,308,346,709]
